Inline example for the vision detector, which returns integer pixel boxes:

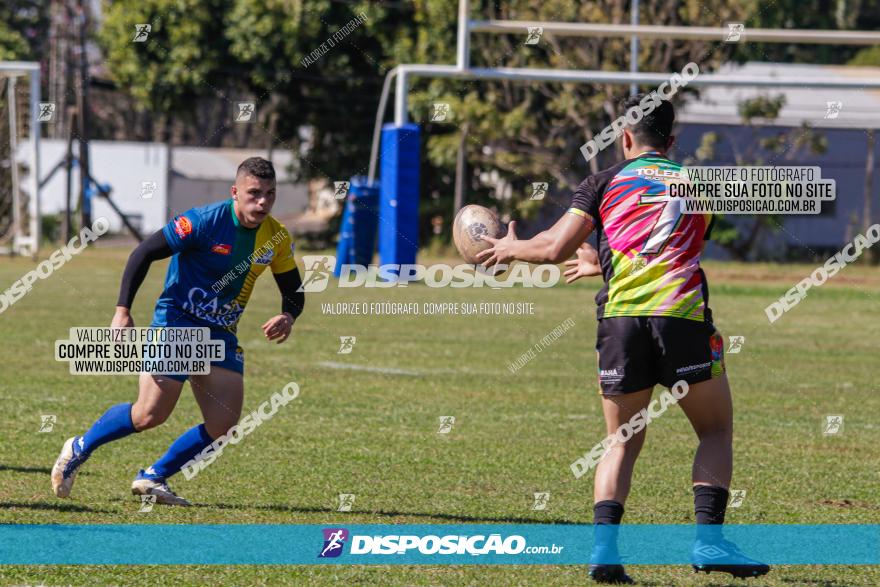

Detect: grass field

[1,247,879,585]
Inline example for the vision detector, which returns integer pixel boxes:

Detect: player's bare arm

[476,212,594,267]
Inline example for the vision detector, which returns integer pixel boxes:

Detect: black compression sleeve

[116,230,173,308]
[273,268,305,319]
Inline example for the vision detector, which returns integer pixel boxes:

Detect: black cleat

[589,564,634,584]
[692,538,770,579]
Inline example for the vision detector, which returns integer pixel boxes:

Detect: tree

[387,1,752,244]
[99,0,388,182]
[99,0,237,142]
[0,1,48,61]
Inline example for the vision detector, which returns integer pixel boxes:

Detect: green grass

[1,248,879,585]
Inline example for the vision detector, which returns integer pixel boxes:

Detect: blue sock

[144,424,214,480]
[79,403,136,457]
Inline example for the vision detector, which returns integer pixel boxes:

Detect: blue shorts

[149,311,244,383]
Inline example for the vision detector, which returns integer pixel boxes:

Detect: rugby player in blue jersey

[52,157,304,505]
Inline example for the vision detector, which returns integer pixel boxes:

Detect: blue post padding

[334,176,379,277]
[84,181,94,215]
[379,124,421,269]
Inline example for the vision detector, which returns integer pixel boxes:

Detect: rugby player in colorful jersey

[478,95,768,583]
[52,157,304,505]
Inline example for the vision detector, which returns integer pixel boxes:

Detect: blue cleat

[692,537,771,579]
[589,526,633,584]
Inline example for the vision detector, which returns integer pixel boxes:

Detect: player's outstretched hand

[477,220,518,268]
[563,242,602,283]
[262,313,294,344]
[111,306,135,329]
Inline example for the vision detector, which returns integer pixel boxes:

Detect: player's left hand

[477,220,518,267]
[563,242,602,283]
[262,313,294,344]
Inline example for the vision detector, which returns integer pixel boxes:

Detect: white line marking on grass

[318,361,422,376]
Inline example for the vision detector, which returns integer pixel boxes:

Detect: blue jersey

[152,199,297,332]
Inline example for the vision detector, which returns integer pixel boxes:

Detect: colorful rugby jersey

[153,199,297,331]
[569,152,714,322]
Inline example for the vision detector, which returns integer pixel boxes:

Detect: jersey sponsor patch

[253,248,274,265]
[174,216,193,238]
[211,243,232,255]
[599,366,625,383]
[675,361,711,376]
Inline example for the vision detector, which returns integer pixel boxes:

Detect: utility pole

[75,0,91,228]
[64,109,76,241]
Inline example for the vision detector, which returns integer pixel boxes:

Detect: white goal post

[401,0,880,126]
[367,0,880,182]
[0,61,41,256]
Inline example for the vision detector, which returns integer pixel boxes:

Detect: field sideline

[0,248,878,585]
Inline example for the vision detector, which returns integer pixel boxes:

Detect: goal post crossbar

[386,0,880,126]
[392,64,880,125]
[468,20,880,46]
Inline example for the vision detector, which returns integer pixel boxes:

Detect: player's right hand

[563,242,602,283]
[111,306,135,329]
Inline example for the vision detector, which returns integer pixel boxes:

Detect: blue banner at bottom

[0,524,877,565]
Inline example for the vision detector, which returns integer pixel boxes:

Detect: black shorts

[595,316,725,395]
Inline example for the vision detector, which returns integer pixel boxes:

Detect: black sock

[693,485,729,525]
[592,501,624,564]
[593,500,625,525]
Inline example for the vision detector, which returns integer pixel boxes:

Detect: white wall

[34,140,170,234]
[28,140,311,237]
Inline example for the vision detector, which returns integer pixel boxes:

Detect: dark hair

[236,157,276,181]
[620,93,675,149]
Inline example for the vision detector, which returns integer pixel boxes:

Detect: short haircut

[236,157,276,181]
[620,93,675,149]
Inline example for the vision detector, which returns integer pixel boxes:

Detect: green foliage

[40,213,61,244]
[100,0,233,118]
[0,0,48,61]
[849,46,880,66]
[100,0,389,181]
[738,95,785,123]
[0,25,29,61]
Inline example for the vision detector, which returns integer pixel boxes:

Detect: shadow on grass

[0,464,53,474]
[0,501,113,514]
[779,580,854,587]
[664,576,852,587]
[206,502,582,524]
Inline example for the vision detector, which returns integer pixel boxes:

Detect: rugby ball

[453,205,504,264]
